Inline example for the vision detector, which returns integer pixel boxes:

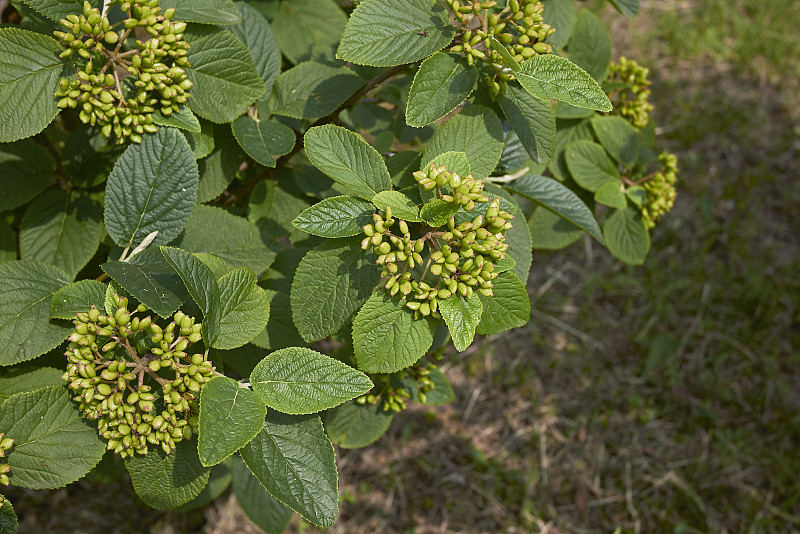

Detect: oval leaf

[292,196,375,238]
[406,52,478,127]
[438,295,483,352]
[250,347,373,415]
[232,454,293,534]
[516,54,612,112]
[0,139,56,212]
[323,400,394,449]
[499,83,556,165]
[371,190,421,222]
[232,116,294,168]
[50,279,106,320]
[214,268,271,350]
[603,206,650,265]
[475,272,530,335]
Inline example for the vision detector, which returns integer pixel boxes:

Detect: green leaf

[426,150,471,178]
[19,188,103,281]
[185,26,266,123]
[125,440,210,510]
[352,292,435,373]
[232,454,293,534]
[0,493,17,533]
[603,206,650,265]
[506,174,604,244]
[555,101,594,119]
[175,458,233,512]
[0,221,15,264]
[177,205,275,276]
[487,34,520,70]
[504,207,533,284]
[499,83,556,165]
[160,247,222,344]
[541,0,576,48]
[568,10,611,81]
[49,279,105,320]
[548,117,595,181]
[418,367,454,405]
[565,140,620,192]
[0,28,63,142]
[0,138,56,211]
[229,3,280,94]
[197,125,244,203]
[251,248,308,350]
[240,412,338,527]
[371,190,421,222]
[0,261,70,366]
[438,295,483,352]
[594,181,627,210]
[188,119,215,159]
[214,268,271,350]
[160,0,241,24]
[198,376,268,467]
[421,105,504,181]
[101,248,189,319]
[406,52,478,127]
[271,0,347,64]
[152,106,201,133]
[516,54,612,112]
[323,400,393,449]
[269,61,365,121]
[16,0,88,22]
[419,199,459,227]
[590,116,641,168]
[304,125,392,200]
[608,0,640,17]
[475,272,530,335]
[0,361,63,403]
[250,347,373,415]
[290,238,381,342]
[528,207,584,250]
[61,125,124,187]
[337,0,454,67]
[626,185,647,209]
[104,127,198,250]
[292,196,375,238]
[0,386,105,488]
[232,117,295,168]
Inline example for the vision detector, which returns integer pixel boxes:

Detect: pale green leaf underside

[198,376,267,467]
[371,190,421,222]
[568,10,612,81]
[232,117,295,168]
[438,294,483,352]
[240,412,338,527]
[250,347,373,415]
[590,116,641,168]
[292,196,375,238]
[406,52,478,127]
[0,28,64,142]
[337,0,455,67]
[476,272,530,335]
[49,279,106,320]
[0,260,71,366]
[290,238,381,343]
[304,124,392,200]
[104,127,198,250]
[0,386,105,489]
[152,106,201,133]
[214,267,271,350]
[528,205,585,250]
[595,181,627,210]
[565,140,621,192]
[516,54,612,112]
[499,83,556,165]
[125,440,210,510]
[352,292,435,373]
[506,174,605,244]
[185,26,266,123]
[603,206,650,265]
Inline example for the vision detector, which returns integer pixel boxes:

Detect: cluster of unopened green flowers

[607,56,654,129]
[641,151,678,229]
[356,364,438,413]
[0,432,13,487]
[53,0,192,144]
[361,163,513,321]
[63,295,214,458]
[447,0,554,92]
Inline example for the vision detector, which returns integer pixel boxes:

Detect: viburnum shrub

[0,0,676,531]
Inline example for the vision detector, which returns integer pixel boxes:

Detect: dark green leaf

[160,0,241,24]
[230,2,281,95]
[215,268,271,350]
[565,140,620,192]
[590,116,641,168]
[269,61,365,121]
[240,412,338,527]
[499,83,556,165]
[541,0,576,48]
[174,458,233,512]
[0,386,105,488]
[61,125,124,187]
[50,279,105,320]
[337,0,455,67]
[104,127,198,250]
[528,207,584,250]
[0,493,17,533]
[232,117,295,168]
[406,52,478,127]
[0,361,63,402]
[594,181,627,209]
[568,10,611,81]
[232,454,293,534]
[197,125,244,203]
[603,206,650,265]
[438,295,482,352]
[608,0,640,17]
[125,440,210,510]
[475,272,530,335]
[271,0,347,64]
[0,221,16,264]
[0,139,56,211]
[198,376,268,467]
[323,400,393,449]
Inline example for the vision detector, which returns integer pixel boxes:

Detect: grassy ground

[7,1,800,533]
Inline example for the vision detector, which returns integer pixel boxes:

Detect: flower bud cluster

[355,364,438,413]
[53,0,192,144]
[607,56,654,129]
[447,0,554,74]
[641,152,678,229]
[0,432,13,487]
[361,164,513,321]
[63,296,213,458]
